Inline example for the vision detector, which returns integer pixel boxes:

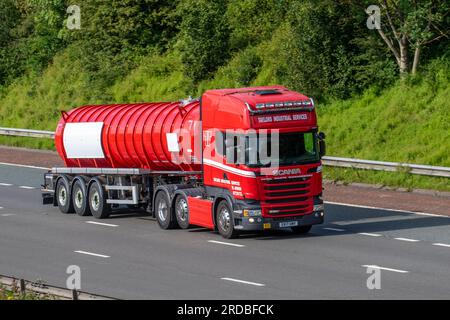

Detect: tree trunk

[412,45,420,74]
[399,36,409,75]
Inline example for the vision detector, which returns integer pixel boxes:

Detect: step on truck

[42,86,326,238]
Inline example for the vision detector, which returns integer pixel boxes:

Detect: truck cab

[198,86,326,237]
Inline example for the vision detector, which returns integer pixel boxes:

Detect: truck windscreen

[245,131,319,168]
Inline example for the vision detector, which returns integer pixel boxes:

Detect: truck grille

[261,175,313,216]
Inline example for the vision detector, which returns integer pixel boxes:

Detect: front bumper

[233,211,324,231]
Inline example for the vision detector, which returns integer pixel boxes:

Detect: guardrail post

[20,279,26,294]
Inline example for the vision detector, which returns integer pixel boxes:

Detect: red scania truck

[42,86,326,238]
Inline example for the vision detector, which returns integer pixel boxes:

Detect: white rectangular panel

[166,133,180,152]
[63,122,105,159]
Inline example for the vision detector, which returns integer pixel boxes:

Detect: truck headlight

[313,204,324,212]
[243,209,262,217]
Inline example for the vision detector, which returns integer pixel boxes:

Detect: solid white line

[432,243,450,248]
[19,186,36,190]
[203,158,256,178]
[0,162,49,170]
[362,265,409,273]
[394,237,420,242]
[208,240,245,248]
[221,277,265,287]
[358,232,383,237]
[1,213,15,217]
[0,207,3,210]
[86,221,118,227]
[0,183,13,186]
[323,227,346,232]
[325,201,447,218]
[74,250,110,258]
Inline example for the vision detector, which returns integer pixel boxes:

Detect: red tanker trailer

[42,86,326,238]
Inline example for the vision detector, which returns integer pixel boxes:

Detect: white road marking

[221,277,265,287]
[325,201,447,218]
[19,186,36,190]
[394,237,420,242]
[74,250,110,258]
[1,213,15,217]
[358,232,383,237]
[86,221,118,227]
[0,207,3,210]
[0,183,13,186]
[432,243,450,248]
[208,240,245,248]
[0,162,49,170]
[323,227,346,232]
[362,265,409,273]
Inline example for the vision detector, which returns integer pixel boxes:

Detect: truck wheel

[88,180,110,219]
[72,179,91,216]
[155,191,177,229]
[174,194,190,229]
[292,225,312,234]
[56,177,74,214]
[216,200,239,239]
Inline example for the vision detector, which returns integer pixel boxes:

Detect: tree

[365,0,450,75]
[177,0,231,83]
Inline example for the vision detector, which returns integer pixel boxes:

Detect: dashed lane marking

[432,243,450,248]
[323,227,346,232]
[221,277,265,287]
[362,265,409,273]
[86,221,119,227]
[208,240,245,248]
[74,250,110,258]
[358,232,383,237]
[394,237,420,242]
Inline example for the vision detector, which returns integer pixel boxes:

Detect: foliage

[176,0,231,83]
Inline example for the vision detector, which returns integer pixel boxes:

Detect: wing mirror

[318,132,326,158]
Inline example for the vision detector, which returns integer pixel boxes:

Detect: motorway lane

[1,164,450,299]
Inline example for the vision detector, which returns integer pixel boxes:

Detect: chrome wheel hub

[91,191,100,211]
[58,187,67,206]
[158,200,168,222]
[75,189,83,208]
[176,199,188,222]
[218,207,231,232]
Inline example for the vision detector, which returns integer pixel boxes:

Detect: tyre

[72,179,91,216]
[155,191,177,229]
[56,176,74,214]
[88,180,110,219]
[291,225,312,234]
[216,200,239,239]
[174,194,190,229]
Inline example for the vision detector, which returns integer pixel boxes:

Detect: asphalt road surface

[0,163,449,299]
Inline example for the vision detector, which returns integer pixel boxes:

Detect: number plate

[279,221,298,228]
